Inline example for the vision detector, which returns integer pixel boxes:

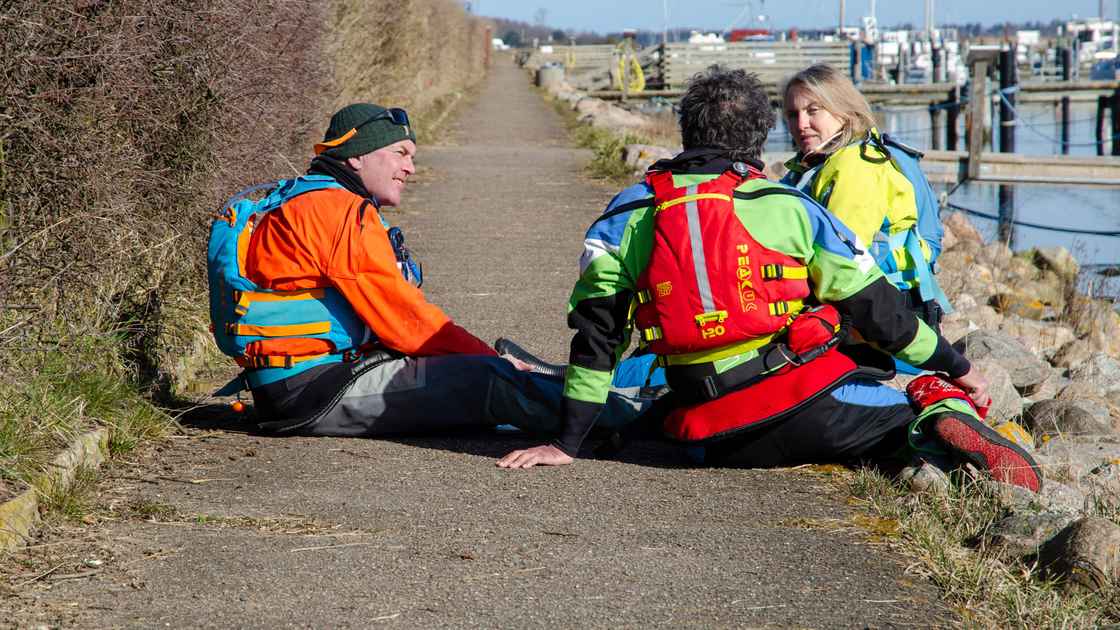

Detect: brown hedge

[327,0,490,120]
[0,0,488,384]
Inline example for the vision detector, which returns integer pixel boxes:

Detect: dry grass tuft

[849,468,1119,628]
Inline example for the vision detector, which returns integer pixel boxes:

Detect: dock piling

[1112,88,1120,156]
[946,87,960,150]
[1097,95,1109,156]
[997,48,1018,246]
[929,102,943,150]
[966,51,998,180]
[1061,47,1072,155]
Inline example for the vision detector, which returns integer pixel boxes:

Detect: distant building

[1062,18,1118,63]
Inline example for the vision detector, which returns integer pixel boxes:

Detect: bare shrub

[0,0,331,387]
[326,0,490,134]
[0,0,489,489]
[1,1,490,389]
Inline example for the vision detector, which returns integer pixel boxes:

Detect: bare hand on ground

[497,444,573,468]
[953,367,991,410]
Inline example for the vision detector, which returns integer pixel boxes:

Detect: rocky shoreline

[534,70,1120,596]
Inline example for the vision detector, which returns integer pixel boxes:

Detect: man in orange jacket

[227,103,648,437]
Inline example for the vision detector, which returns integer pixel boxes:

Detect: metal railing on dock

[657,41,850,89]
[589,80,1120,105]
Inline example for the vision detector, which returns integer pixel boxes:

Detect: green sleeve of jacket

[562,209,652,404]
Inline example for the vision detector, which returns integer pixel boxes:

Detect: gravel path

[1,58,952,629]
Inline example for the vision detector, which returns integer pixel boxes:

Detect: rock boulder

[986,511,1077,559]
[1023,399,1112,438]
[970,358,1022,423]
[1033,246,1080,280]
[1039,517,1120,593]
[1068,353,1120,395]
[943,212,983,244]
[954,331,1050,396]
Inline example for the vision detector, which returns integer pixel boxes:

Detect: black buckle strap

[669,343,794,405]
[671,334,848,406]
[762,263,782,280]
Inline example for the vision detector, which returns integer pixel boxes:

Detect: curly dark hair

[678,65,775,161]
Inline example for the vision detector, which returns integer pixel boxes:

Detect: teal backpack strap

[226,181,282,207]
[902,229,953,314]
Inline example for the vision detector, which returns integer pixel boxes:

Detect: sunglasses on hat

[314,107,411,155]
[364,107,410,128]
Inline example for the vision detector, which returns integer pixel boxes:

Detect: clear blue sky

[472,1,1118,33]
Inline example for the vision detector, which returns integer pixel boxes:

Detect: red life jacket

[663,348,875,442]
[634,164,810,362]
[634,164,889,442]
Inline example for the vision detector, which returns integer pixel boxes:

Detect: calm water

[765,101,1120,295]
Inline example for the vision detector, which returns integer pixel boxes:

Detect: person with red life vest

[208,103,649,438]
[497,67,1041,493]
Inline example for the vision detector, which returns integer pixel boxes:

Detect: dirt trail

[2,59,951,628]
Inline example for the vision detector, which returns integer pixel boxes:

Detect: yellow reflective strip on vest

[659,333,776,366]
[780,266,808,280]
[694,310,728,327]
[240,288,327,303]
[237,352,331,369]
[767,299,804,317]
[641,326,663,342]
[636,289,652,304]
[231,321,331,337]
[655,193,731,213]
[761,264,809,280]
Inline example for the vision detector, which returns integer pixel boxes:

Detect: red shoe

[932,412,1043,493]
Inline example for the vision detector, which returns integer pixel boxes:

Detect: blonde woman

[780,64,950,333]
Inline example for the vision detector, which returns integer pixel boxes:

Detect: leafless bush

[0,0,330,382]
[326,0,490,126]
[0,0,488,390]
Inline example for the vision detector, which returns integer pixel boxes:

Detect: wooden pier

[526,42,1120,188]
[769,150,1120,187]
[588,81,1120,105]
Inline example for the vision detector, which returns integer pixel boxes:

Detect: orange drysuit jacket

[244,187,495,358]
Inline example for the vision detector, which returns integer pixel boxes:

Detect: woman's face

[785,86,845,155]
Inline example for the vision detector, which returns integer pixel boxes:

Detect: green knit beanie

[314,103,416,159]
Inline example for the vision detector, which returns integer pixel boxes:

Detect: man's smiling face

[347,139,416,207]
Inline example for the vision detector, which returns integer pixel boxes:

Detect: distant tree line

[488,17,609,47]
[487,17,1079,49]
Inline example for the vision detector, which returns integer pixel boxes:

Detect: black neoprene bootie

[494,338,566,378]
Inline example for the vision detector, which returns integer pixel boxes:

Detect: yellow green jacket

[781,129,933,288]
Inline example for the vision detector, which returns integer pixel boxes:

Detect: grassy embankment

[543,92,679,182]
[850,470,1118,627]
[0,0,488,525]
[548,88,1119,626]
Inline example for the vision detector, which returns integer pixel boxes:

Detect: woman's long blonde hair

[782,64,876,155]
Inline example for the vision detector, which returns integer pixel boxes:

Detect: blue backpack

[866,133,951,313]
[208,175,422,391]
